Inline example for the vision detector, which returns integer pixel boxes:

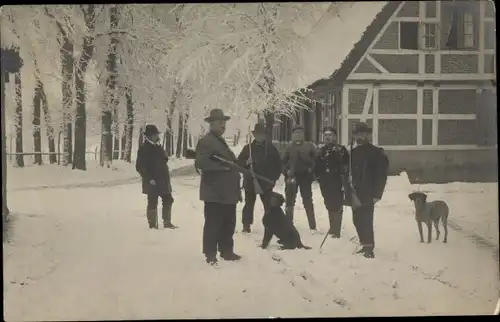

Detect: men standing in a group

[282,125,317,231]
[314,126,349,238]
[195,109,242,265]
[237,123,282,233]
[346,122,389,259]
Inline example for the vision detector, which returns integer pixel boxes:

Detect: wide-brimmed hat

[252,123,266,134]
[353,122,372,134]
[144,124,160,137]
[204,109,231,122]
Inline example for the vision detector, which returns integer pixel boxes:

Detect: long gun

[185,148,274,185]
[348,134,363,209]
[249,143,264,195]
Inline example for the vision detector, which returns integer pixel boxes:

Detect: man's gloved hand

[246,158,253,166]
[149,179,156,185]
[286,169,294,177]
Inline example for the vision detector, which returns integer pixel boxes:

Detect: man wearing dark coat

[236,123,282,233]
[195,109,242,265]
[346,122,389,259]
[314,126,349,238]
[282,125,318,231]
[135,124,177,229]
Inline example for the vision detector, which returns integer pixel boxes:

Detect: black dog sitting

[260,192,311,250]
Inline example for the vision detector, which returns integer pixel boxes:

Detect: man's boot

[146,209,158,229]
[221,252,242,261]
[162,204,177,229]
[304,200,317,230]
[242,224,251,233]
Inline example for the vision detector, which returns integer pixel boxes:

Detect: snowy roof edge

[305,1,402,91]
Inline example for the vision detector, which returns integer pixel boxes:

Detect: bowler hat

[353,122,372,134]
[204,109,231,122]
[323,126,337,134]
[144,124,160,137]
[252,123,266,134]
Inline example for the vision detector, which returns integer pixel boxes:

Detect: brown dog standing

[408,192,449,244]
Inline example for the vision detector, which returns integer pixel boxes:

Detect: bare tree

[101,5,119,168]
[33,75,43,165]
[73,4,97,171]
[122,86,134,162]
[14,71,24,167]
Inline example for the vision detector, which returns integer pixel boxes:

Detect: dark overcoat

[135,140,172,196]
[195,131,241,204]
[236,140,282,191]
[348,143,389,204]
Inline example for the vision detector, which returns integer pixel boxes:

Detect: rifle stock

[249,144,264,195]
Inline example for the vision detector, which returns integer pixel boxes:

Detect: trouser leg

[146,193,159,229]
[203,202,223,259]
[299,175,316,230]
[219,204,237,256]
[242,189,256,228]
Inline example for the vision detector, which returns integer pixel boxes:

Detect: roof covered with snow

[298,1,400,91]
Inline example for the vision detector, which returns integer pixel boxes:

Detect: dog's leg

[433,219,440,241]
[442,214,448,243]
[417,220,424,243]
[426,220,432,243]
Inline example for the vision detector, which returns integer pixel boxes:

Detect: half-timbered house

[273,1,497,180]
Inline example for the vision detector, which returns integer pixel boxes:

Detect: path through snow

[3,175,499,319]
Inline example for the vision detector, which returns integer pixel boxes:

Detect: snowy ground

[4,165,499,320]
[8,158,195,192]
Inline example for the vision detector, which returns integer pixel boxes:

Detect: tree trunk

[33,76,43,165]
[39,76,57,164]
[73,5,97,171]
[112,124,120,160]
[2,70,9,216]
[101,5,118,168]
[61,39,74,166]
[164,86,178,156]
[123,86,134,163]
[14,72,24,167]
[120,126,126,160]
[175,112,183,158]
[182,112,189,157]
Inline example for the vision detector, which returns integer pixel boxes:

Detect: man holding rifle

[346,122,389,259]
[237,123,282,233]
[195,109,242,265]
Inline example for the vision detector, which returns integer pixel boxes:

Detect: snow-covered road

[3,174,499,320]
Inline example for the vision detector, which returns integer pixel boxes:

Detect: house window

[446,7,476,49]
[422,23,438,49]
[462,12,474,48]
[399,21,419,50]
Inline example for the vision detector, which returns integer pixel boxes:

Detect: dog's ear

[408,193,416,201]
[421,193,428,203]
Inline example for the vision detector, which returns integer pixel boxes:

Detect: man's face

[254,132,266,142]
[150,133,160,142]
[210,119,227,136]
[323,131,337,144]
[292,130,304,142]
[354,132,370,144]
